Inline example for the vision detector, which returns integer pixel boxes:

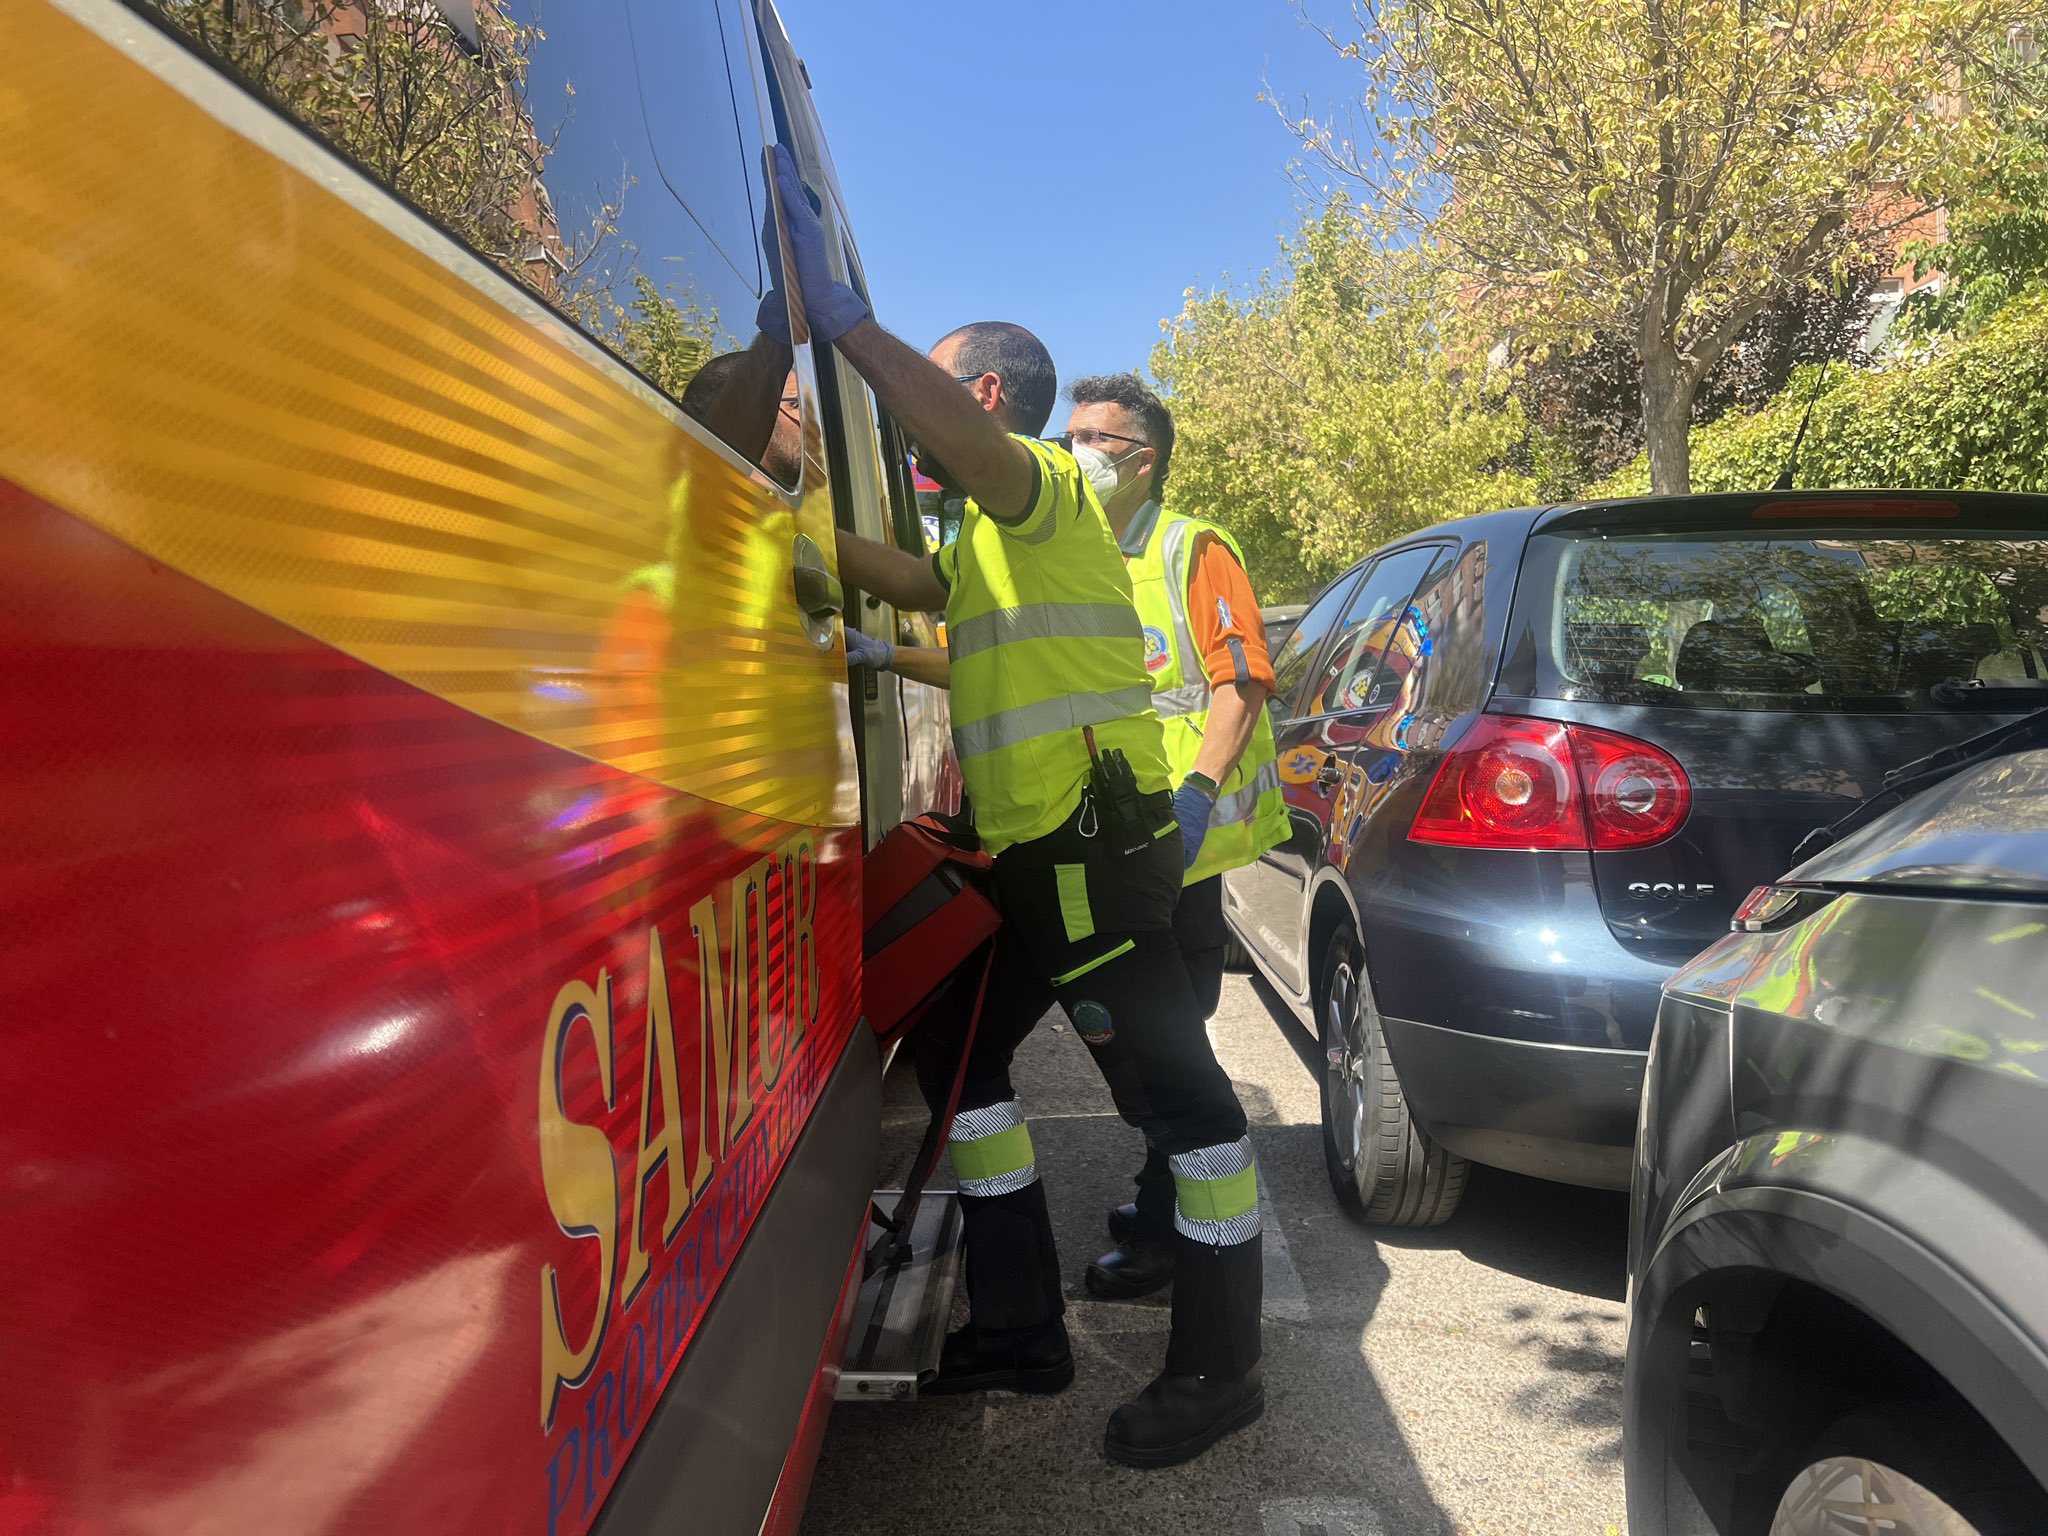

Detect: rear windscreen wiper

[1930,677,2048,705]
[1790,701,2048,866]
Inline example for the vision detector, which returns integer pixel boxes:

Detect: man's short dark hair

[939,321,1058,438]
[1068,373,1174,505]
[678,349,744,423]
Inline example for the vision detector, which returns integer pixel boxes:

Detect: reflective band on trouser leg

[950,1099,1039,1197]
[1170,1137,1262,1245]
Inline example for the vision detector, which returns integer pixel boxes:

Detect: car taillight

[1567,724,1693,850]
[1410,716,1691,851]
[1731,884,1828,931]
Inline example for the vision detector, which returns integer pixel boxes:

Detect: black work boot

[1106,1201,1142,1244]
[1085,1231,1176,1300]
[1103,1365,1265,1467]
[925,1319,1074,1397]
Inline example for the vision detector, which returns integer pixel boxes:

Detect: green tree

[1152,205,1531,600]
[1289,0,2038,494]
[1595,289,2048,496]
[1901,42,2048,340]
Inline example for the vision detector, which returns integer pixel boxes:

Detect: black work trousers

[921,792,1262,1381]
[1129,874,1231,1237]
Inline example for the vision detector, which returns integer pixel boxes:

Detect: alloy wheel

[1322,952,1368,1176]
[1772,1454,1984,1536]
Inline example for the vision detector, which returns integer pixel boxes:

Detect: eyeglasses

[1067,427,1149,452]
[953,372,987,388]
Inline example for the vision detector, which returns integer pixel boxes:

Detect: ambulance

[0,1,959,1530]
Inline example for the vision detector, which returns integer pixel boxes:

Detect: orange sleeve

[1184,534,1277,692]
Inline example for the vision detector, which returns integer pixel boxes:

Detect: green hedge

[1596,289,2048,496]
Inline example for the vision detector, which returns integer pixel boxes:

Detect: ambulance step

[836,1190,964,1401]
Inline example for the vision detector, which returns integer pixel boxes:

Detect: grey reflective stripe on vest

[1154,681,1211,719]
[1210,758,1281,828]
[1158,518,1205,685]
[948,601,1142,662]
[952,683,1156,762]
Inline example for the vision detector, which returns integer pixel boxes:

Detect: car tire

[1770,1404,2048,1536]
[1316,924,1468,1227]
[1222,930,1253,972]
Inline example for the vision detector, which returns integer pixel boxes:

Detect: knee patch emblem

[1070,998,1114,1045]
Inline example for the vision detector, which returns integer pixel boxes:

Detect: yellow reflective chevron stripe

[1,1,854,829]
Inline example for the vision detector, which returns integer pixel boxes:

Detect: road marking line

[1258,1164,1310,1323]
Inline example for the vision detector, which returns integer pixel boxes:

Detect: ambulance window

[625,0,766,293]
[139,0,799,486]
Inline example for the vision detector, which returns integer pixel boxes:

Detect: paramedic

[764,145,1264,1467]
[1059,374,1288,1303]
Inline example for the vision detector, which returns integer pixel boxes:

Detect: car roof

[1533,488,2048,534]
[1315,487,2048,600]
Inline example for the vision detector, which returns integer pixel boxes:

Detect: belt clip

[1079,789,1099,839]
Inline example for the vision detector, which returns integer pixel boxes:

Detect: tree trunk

[1640,346,1693,495]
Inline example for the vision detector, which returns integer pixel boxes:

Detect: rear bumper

[1382,1015,1645,1190]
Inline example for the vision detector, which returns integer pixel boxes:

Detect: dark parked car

[1625,720,2048,1536]
[1223,492,2048,1225]
[1261,603,1308,654]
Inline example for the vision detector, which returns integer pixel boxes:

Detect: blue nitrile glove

[845,630,894,671]
[769,143,871,343]
[1172,774,1218,871]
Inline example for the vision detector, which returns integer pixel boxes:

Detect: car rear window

[1511,528,2048,710]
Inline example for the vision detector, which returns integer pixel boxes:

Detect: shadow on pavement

[1245,963,1633,1303]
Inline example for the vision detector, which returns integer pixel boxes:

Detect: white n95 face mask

[1072,441,1124,505]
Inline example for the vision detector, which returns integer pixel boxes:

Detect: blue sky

[772,0,1367,391]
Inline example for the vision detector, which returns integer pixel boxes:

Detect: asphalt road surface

[803,970,1632,1536]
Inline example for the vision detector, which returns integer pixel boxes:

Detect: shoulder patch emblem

[1215,596,1233,629]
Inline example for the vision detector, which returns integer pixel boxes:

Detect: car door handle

[1316,760,1343,789]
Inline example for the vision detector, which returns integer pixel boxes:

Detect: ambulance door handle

[794,564,843,621]
[791,533,842,647]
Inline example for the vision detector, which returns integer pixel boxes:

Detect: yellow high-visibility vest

[938,437,1170,857]
[1123,504,1287,884]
